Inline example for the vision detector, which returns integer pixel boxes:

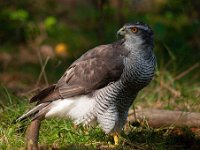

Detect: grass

[0,69,200,150]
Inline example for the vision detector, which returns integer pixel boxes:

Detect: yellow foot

[107,133,120,147]
[113,134,119,145]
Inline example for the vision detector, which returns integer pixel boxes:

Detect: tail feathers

[30,84,56,103]
[16,103,50,122]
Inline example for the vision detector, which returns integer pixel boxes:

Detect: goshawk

[17,22,156,149]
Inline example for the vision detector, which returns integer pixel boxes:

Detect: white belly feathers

[45,95,96,125]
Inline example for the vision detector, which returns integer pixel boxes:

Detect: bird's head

[117,22,153,46]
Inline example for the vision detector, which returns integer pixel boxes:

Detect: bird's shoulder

[72,39,128,64]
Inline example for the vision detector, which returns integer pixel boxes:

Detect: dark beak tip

[117,27,126,37]
[116,32,122,38]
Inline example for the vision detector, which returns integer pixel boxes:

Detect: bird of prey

[17,22,156,149]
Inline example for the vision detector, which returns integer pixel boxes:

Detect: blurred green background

[0,0,199,102]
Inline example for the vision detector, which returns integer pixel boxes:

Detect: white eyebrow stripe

[125,25,149,31]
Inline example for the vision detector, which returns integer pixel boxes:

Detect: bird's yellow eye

[131,27,138,33]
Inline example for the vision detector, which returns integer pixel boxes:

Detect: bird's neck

[123,37,154,60]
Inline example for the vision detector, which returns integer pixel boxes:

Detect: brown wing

[31,40,129,104]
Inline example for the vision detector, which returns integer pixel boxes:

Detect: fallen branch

[128,109,200,128]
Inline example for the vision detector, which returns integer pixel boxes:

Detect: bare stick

[128,109,200,128]
[36,56,50,87]
[174,63,199,81]
[26,119,41,150]
[160,81,181,97]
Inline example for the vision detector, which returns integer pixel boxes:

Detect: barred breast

[122,53,156,90]
[95,81,136,133]
[95,51,156,134]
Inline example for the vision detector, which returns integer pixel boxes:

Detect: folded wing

[32,42,128,104]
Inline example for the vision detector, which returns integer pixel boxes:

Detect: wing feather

[31,41,128,104]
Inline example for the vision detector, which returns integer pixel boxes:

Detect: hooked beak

[117,27,126,36]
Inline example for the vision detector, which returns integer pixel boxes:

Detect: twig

[28,23,49,88]
[36,56,50,87]
[18,87,40,97]
[122,139,146,150]
[160,81,181,97]
[174,63,199,81]
[132,104,137,122]
[154,76,181,98]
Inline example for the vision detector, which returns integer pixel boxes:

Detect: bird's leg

[25,119,41,150]
[113,132,119,145]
